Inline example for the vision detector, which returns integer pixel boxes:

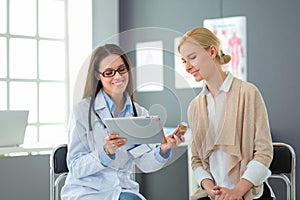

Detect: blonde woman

[178,27,274,200]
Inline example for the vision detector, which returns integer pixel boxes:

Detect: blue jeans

[119,192,142,200]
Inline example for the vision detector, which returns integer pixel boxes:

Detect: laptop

[0,110,29,147]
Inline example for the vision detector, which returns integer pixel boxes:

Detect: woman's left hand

[160,130,185,155]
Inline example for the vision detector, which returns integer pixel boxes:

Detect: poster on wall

[174,37,203,89]
[136,41,163,92]
[204,16,247,81]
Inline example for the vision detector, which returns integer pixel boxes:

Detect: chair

[269,142,296,200]
[50,144,69,200]
[49,144,137,199]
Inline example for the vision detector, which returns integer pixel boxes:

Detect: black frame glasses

[97,65,129,78]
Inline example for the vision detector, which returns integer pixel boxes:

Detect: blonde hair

[178,27,231,65]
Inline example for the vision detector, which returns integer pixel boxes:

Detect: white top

[61,91,171,200]
[194,72,271,199]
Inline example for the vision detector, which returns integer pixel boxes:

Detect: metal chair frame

[50,144,68,200]
[269,142,296,200]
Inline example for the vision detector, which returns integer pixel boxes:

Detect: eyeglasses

[97,65,129,77]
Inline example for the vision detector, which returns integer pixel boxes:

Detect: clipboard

[104,116,164,145]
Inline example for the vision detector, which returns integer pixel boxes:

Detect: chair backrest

[269,142,296,200]
[50,144,68,200]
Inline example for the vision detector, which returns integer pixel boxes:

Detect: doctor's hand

[160,132,185,155]
[104,133,127,155]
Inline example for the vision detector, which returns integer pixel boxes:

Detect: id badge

[127,144,152,158]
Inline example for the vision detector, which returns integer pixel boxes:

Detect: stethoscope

[89,98,138,131]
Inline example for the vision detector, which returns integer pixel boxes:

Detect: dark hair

[83,44,135,131]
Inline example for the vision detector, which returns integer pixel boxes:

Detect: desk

[0,154,50,200]
[0,146,53,156]
[0,146,53,199]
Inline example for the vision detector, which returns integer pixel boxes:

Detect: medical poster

[174,37,203,89]
[204,16,247,81]
[136,41,163,92]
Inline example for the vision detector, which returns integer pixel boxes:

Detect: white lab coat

[61,92,169,200]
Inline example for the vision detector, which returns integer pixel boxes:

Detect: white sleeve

[241,160,271,186]
[194,166,214,187]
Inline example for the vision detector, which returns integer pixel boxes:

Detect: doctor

[61,44,185,200]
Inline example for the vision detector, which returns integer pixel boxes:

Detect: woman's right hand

[104,133,127,155]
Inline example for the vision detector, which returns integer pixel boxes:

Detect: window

[0,0,91,147]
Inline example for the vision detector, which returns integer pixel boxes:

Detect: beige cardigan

[188,78,273,200]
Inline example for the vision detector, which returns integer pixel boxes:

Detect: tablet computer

[104,116,164,145]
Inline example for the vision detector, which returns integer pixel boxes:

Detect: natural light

[0,0,92,149]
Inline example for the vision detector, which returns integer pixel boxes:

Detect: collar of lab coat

[92,91,134,124]
[100,89,133,117]
[92,91,112,124]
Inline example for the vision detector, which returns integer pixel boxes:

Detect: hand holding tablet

[104,116,164,145]
[104,116,188,146]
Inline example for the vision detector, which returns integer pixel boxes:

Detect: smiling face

[96,54,129,98]
[179,41,219,82]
